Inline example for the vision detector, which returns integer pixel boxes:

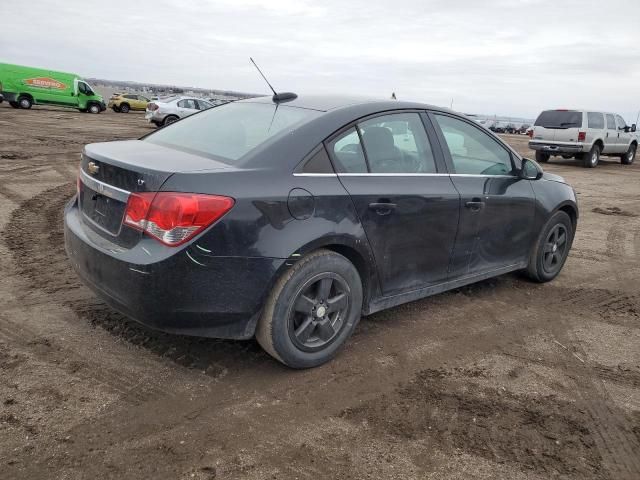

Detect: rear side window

[534,110,583,128]
[328,128,367,173]
[178,99,197,109]
[606,114,616,129]
[358,113,437,173]
[587,112,604,129]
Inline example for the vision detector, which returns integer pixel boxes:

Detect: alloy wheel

[542,224,568,275]
[288,273,350,352]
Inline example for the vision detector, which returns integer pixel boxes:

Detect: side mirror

[632,124,637,132]
[520,158,543,180]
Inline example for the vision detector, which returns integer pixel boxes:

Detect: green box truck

[0,63,106,113]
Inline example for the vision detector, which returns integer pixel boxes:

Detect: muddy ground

[0,103,639,480]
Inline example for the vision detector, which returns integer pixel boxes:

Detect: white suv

[528,109,637,168]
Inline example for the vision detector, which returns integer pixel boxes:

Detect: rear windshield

[534,110,583,129]
[145,102,319,161]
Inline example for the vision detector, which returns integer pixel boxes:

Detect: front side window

[587,112,604,129]
[616,115,627,130]
[357,113,436,173]
[78,82,89,94]
[145,101,319,162]
[328,128,367,173]
[606,114,616,130]
[196,100,213,110]
[433,114,513,175]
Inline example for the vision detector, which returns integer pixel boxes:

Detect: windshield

[534,110,583,129]
[145,102,320,161]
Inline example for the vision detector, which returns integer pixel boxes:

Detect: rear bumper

[529,142,584,154]
[64,196,284,339]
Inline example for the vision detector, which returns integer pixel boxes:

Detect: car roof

[239,94,448,114]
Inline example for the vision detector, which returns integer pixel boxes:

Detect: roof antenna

[249,57,297,103]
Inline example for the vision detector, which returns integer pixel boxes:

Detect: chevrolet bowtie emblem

[87,161,99,175]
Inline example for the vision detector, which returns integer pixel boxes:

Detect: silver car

[529,109,638,168]
[145,96,214,127]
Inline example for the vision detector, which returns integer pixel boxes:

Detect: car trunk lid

[79,140,229,246]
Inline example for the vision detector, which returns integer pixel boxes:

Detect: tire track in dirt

[548,319,640,479]
[340,367,606,478]
[0,317,169,405]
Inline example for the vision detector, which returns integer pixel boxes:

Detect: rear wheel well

[593,139,604,151]
[18,92,33,101]
[321,244,373,313]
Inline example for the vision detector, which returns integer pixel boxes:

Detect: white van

[528,110,637,168]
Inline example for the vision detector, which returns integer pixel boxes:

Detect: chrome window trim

[292,172,518,178]
[80,169,131,202]
[292,173,338,177]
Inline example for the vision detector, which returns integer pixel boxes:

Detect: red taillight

[527,129,533,138]
[148,103,159,111]
[577,131,586,141]
[123,192,234,246]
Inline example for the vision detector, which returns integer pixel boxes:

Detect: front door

[604,114,618,153]
[616,115,631,154]
[429,112,536,277]
[327,112,460,296]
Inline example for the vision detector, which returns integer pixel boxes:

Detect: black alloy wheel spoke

[316,320,336,342]
[295,316,315,343]
[294,294,315,314]
[326,293,348,314]
[557,231,567,246]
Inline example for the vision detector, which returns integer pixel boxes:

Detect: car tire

[119,103,130,113]
[9,101,20,109]
[535,151,550,163]
[87,103,101,114]
[18,96,32,109]
[525,211,573,283]
[256,249,363,369]
[583,144,600,168]
[621,143,636,165]
[112,106,121,113]
[162,115,178,126]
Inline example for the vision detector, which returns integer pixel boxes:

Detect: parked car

[518,124,531,134]
[529,109,637,167]
[145,96,214,127]
[0,62,105,113]
[108,93,150,113]
[65,95,578,368]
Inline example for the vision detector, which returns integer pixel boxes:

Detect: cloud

[2,0,639,121]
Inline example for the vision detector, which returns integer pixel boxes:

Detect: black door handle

[369,202,397,215]
[465,199,485,211]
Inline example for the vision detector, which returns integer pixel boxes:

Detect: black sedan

[64,94,578,368]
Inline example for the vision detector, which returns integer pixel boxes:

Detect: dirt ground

[1,102,639,480]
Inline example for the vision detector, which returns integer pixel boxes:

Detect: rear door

[327,111,460,296]
[430,112,536,276]
[177,98,198,117]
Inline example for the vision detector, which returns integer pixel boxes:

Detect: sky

[2,0,639,121]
